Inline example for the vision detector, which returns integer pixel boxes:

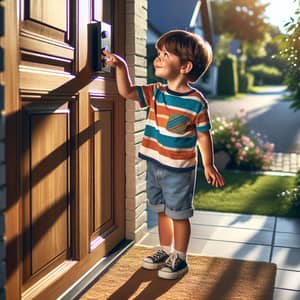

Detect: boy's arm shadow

[43,24,104,99]
[108,267,179,300]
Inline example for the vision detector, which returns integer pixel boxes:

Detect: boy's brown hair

[156,30,213,82]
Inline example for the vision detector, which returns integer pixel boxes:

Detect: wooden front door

[5,1,125,299]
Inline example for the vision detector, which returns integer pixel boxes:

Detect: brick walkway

[270,152,300,173]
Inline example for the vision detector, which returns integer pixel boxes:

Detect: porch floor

[137,209,300,300]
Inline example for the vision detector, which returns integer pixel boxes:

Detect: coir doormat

[80,246,276,300]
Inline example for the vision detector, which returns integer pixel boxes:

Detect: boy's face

[153,46,183,81]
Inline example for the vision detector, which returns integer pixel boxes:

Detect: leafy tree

[211,0,270,76]
[222,0,270,43]
[247,26,287,78]
[210,1,230,35]
[214,35,232,66]
[278,0,300,109]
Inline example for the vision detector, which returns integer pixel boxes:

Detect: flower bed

[211,110,274,171]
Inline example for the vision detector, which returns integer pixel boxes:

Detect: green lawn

[194,170,300,218]
[249,85,281,93]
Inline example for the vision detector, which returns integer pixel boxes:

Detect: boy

[103,30,224,280]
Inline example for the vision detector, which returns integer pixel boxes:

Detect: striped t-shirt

[136,83,211,171]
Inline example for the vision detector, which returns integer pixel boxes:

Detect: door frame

[4,0,126,299]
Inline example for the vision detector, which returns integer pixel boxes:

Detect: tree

[279,0,300,109]
[210,0,230,35]
[222,0,270,43]
[211,0,270,72]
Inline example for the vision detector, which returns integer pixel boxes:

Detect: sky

[264,0,298,32]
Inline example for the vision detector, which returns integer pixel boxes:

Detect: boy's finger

[218,178,224,187]
[206,175,211,184]
[102,50,112,60]
[208,175,215,186]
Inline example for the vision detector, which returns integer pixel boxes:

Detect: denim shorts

[146,160,196,220]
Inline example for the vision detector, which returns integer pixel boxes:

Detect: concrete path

[208,86,300,154]
[271,152,300,173]
[138,210,300,300]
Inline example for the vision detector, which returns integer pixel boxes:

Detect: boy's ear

[181,61,193,75]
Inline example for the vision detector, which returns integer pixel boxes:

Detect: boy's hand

[204,165,224,188]
[100,50,138,100]
[101,50,123,68]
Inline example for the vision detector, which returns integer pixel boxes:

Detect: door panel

[30,112,69,274]
[22,102,71,288]
[22,0,72,41]
[20,0,74,73]
[28,0,67,31]
[90,98,113,243]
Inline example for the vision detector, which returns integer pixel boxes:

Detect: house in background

[0,1,215,299]
[147,0,217,96]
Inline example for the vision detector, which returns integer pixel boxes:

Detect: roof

[148,0,199,34]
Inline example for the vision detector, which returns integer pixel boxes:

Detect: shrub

[278,7,300,110]
[217,54,238,95]
[211,111,274,171]
[239,72,254,92]
[248,64,283,85]
[276,170,300,208]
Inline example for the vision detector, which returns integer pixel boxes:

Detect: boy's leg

[158,211,173,248]
[142,160,172,270]
[173,218,190,255]
[158,218,190,279]
[157,167,195,279]
[141,212,172,270]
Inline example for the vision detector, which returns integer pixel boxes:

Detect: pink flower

[237,108,247,117]
[241,150,247,156]
[241,135,250,143]
[265,143,274,152]
[235,142,242,149]
[248,141,255,148]
[230,130,239,136]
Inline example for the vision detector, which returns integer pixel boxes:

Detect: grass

[248,85,281,93]
[194,170,300,218]
[208,85,287,100]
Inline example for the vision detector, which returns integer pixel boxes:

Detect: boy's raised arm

[102,50,139,101]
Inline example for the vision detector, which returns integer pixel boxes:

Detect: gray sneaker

[142,249,169,270]
[158,253,188,279]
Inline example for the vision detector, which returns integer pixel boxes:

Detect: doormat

[80,246,276,300]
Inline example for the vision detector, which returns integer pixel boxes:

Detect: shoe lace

[153,249,166,261]
[165,253,178,269]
